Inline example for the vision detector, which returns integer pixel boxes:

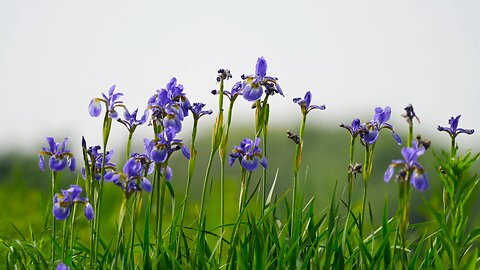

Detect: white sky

[1,0,479,153]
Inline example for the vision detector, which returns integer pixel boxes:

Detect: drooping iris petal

[39,155,45,171]
[392,131,402,145]
[53,203,70,220]
[163,114,182,133]
[261,157,268,169]
[68,157,76,171]
[49,156,67,171]
[241,157,259,172]
[151,148,168,163]
[88,99,102,117]
[165,166,173,180]
[242,84,263,102]
[181,145,190,159]
[84,203,94,221]
[141,177,153,192]
[410,171,428,191]
[362,130,379,145]
[384,165,394,182]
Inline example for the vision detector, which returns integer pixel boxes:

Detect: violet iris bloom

[361,106,402,145]
[148,77,191,132]
[39,137,76,172]
[241,57,283,102]
[118,108,148,132]
[340,119,362,139]
[212,81,243,101]
[229,138,267,172]
[189,102,213,120]
[384,141,428,191]
[53,185,93,220]
[56,262,70,270]
[145,126,190,164]
[437,115,474,139]
[88,85,125,119]
[81,145,116,181]
[293,91,326,116]
[104,156,153,197]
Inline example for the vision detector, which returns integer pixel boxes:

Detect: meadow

[1,57,479,269]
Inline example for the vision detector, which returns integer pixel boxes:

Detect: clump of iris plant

[38,137,76,172]
[384,140,428,191]
[53,185,94,221]
[241,57,283,102]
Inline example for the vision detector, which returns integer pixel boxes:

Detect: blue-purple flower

[293,91,326,116]
[56,262,70,270]
[148,77,190,133]
[340,118,362,138]
[437,115,474,139]
[81,145,116,181]
[241,57,283,102]
[145,126,190,164]
[88,85,125,119]
[39,137,76,172]
[229,138,268,172]
[190,102,213,120]
[53,185,93,220]
[212,81,243,101]
[361,106,402,145]
[384,141,428,191]
[118,108,148,132]
[104,156,153,197]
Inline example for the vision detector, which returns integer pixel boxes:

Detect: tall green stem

[51,170,57,264]
[292,113,307,240]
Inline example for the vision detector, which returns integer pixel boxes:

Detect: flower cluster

[89,85,125,119]
[384,141,428,191]
[105,156,153,197]
[39,137,76,172]
[437,115,474,139]
[341,106,402,145]
[229,138,267,172]
[81,144,116,181]
[240,57,283,101]
[148,77,190,133]
[53,185,94,220]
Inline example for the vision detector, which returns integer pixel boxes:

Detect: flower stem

[51,170,57,264]
[156,163,168,268]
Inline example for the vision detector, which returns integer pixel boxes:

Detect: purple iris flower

[57,262,70,270]
[104,156,153,196]
[148,77,191,132]
[340,119,363,138]
[229,138,268,172]
[189,102,213,120]
[437,115,474,139]
[241,57,283,102]
[293,91,326,116]
[118,108,148,132]
[212,81,243,101]
[53,185,93,220]
[384,141,428,191]
[145,126,190,164]
[88,85,125,119]
[361,106,402,145]
[39,137,76,172]
[81,145,116,181]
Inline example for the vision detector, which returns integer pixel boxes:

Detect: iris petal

[88,99,102,117]
[53,203,70,220]
[241,157,259,172]
[84,203,94,221]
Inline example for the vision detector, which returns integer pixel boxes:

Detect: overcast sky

[1,0,479,153]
